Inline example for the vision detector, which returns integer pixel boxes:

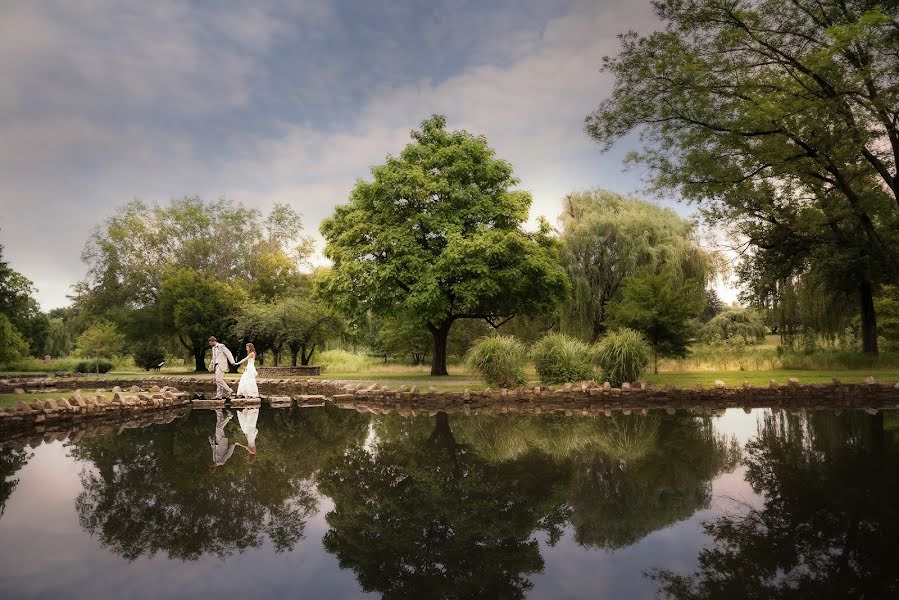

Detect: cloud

[0,0,666,309]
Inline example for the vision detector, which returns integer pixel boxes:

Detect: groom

[208,336,236,399]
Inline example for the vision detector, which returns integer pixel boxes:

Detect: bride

[234,343,259,398]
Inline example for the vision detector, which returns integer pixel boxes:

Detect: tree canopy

[320,114,568,375]
[558,189,713,343]
[587,0,899,353]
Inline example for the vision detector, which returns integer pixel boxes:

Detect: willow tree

[320,115,568,375]
[587,0,899,353]
[559,189,713,343]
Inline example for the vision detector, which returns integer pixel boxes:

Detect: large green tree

[158,268,246,371]
[273,295,342,366]
[587,0,899,353]
[320,115,568,375]
[607,268,706,373]
[558,190,713,343]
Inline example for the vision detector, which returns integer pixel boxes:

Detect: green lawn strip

[644,369,899,387]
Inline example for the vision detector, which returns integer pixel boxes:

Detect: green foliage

[465,334,528,388]
[875,285,899,352]
[588,0,899,354]
[158,268,246,371]
[699,309,766,344]
[594,328,651,386]
[316,349,379,373]
[558,189,714,343]
[606,269,705,372]
[376,317,431,365]
[75,359,113,374]
[0,314,29,365]
[531,333,595,385]
[76,320,126,373]
[272,295,342,366]
[320,115,568,375]
[699,289,723,324]
[0,240,48,356]
[133,342,165,370]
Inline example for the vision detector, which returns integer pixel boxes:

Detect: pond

[0,404,897,599]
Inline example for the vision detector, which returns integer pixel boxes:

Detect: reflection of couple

[208,408,259,469]
[207,337,258,399]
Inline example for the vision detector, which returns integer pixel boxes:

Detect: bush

[133,343,166,370]
[75,359,114,374]
[699,309,766,344]
[465,334,528,388]
[532,333,595,385]
[595,328,651,387]
[1,356,81,373]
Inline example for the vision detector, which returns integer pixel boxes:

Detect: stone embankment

[1,375,898,432]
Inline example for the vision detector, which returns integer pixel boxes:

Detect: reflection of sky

[0,443,372,599]
[0,409,770,599]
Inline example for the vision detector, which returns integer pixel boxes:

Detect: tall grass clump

[465,334,528,388]
[595,328,651,386]
[532,333,596,385]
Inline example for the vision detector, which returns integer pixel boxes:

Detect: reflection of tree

[71,405,369,561]
[0,446,30,517]
[455,412,740,550]
[317,412,572,599]
[653,411,899,599]
[568,415,740,550]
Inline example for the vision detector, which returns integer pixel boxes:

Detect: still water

[0,404,897,599]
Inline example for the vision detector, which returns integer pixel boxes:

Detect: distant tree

[158,268,246,371]
[376,317,432,365]
[0,239,48,355]
[699,309,767,344]
[587,0,899,353]
[273,296,343,366]
[234,301,281,365]
[75,320,126,373]
[607,269,706,373]
[42,317,74,358]
[320,115,568,375]
[0,314,29,365]
[699,289,723,324]
[558,190,713,343]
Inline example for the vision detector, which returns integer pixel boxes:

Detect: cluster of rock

[0,384,191,432]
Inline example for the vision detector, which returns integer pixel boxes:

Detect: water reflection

[651,411,899,598]
[69,405,369,561]
[0,405,895,598]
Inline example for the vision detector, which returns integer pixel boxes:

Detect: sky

[0,0,738,311]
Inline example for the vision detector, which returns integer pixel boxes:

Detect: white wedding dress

[237,358,259,398]
[237,407,259,448]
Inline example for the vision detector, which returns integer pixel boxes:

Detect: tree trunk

[653,350,658,375]
[301,344,315,366]
[860,280,879,354]
[290,345,299,367]
[430,320,453,376]
[193,346,208,372]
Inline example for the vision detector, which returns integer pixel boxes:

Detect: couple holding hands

[208,336,258,400]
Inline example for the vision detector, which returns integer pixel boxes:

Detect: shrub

[465,334,528,388]
[1,356,80,373]
[532,333,595,385]
[595,328,650,387]
[133,343,166,370]
[75,359,114,374]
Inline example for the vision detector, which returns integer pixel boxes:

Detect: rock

[96,388,106,393]
[743,406,752,414]
[832,377,841,385]
[621,382,631,391]
[694,383,703,392]
[665,407,676,415]
[788,377,799,386]
[742,381,752,389]
[865,407,878,415]
[112,393,124,403]
[864,376,876,385]
[129,385,142,392]
[714,380,726,389]
[602,382,611,391]
[769,380,780,389]
[43,400,58,410]
[112,386,122,393]
[13,388,24,394]
[15,400,32,414]
[149,385,161,393]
